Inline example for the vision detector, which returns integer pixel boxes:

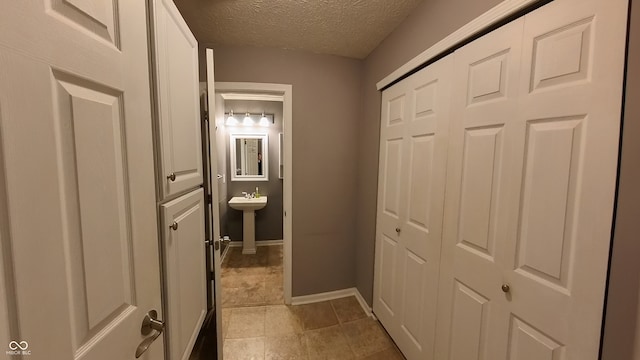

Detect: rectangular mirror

[230,133,269,181]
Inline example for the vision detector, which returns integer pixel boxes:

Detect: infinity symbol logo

[9,341,28,350]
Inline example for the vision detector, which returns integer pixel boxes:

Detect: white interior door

[205,48,224,360]
[152,0,203,199]
[436,0,628,358]
[374,54,453,360]
[161,189,207,360]
[0,1,164,359]
[434,18,525,360]
[502,0,627,358]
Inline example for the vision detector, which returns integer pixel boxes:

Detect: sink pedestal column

[242,210,257,254]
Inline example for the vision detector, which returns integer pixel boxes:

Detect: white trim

[0,234,11,347]
[353,288,373,318]
[220,93,284,102]
[292,287,373,318]
[220,242,232,262]
[215,82,293,305]
[227,239,284,247]
[376,0,542,90]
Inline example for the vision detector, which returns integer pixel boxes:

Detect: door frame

[214,81,293,304]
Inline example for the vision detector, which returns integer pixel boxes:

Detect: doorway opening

[213,82,293,308]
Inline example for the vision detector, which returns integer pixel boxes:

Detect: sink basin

[228,196,268,254]
[228,196,268,211]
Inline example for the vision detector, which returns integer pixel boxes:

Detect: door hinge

[206,194,213,205]
[203,110,209,122]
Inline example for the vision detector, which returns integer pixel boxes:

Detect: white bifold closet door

[373,54,453,360]
[435,0,628,359]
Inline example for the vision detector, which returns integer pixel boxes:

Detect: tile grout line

[329,300,359,358]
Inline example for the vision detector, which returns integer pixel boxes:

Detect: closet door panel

[375,86,407,325]
[374,54,453,360]
[449,280,490,360]
[458,126,504,260]
[435,18,524,360]
[502,0,628,358]
[400,57,453,360]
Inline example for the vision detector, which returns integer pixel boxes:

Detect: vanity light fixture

[225,111,274,127]
[243,112,253,126]
[259,112,270,127]
[226,110,239,126]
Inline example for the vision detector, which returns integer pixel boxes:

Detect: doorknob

[167,172,176,182]
[395,227,401,234]
[136,310,164,358]
[501,284,511,293]
[170,221,178,231]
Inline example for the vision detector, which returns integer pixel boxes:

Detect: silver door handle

[136,310,164,358]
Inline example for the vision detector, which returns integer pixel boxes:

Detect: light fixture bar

[224,110,276,126]
[224,111,275,120]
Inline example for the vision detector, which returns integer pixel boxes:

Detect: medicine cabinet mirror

[230,133,269,181]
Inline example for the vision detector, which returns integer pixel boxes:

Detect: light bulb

[226,110,238,125]
[259,113,270,127]
[243,112,253,126]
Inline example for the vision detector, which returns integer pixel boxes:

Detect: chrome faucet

[242,192,255,199]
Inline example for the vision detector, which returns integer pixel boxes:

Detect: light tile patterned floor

[221,245,406,359]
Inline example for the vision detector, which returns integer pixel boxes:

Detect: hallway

[220,245,405,359]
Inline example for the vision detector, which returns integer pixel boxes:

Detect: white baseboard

[292,287,373,318]
[220,243,231,262]
[256,239,284,246]
[227,239,283,247]
[353,288,373,318]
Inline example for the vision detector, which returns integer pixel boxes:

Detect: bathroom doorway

[212,83,293,309]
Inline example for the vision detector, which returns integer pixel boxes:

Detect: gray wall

[601,1,640,359]
[202,45,362,296]
[356,0,502,305]
[223,100,284,241]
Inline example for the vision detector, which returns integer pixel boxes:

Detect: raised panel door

[161,189,207,360]
[502,0,628,358]
[152,0,203,199]
[0,1,163,358]
[435,18,524,360]
[374,54,453,360]
[437,0,628,358]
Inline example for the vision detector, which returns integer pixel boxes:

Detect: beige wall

[601,1,640,358]
[202,44,362,296]
[356,0,502,304]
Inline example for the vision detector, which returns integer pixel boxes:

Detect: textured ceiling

[174,0,425,59]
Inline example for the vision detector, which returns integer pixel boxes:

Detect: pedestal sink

[228,196,268,254]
